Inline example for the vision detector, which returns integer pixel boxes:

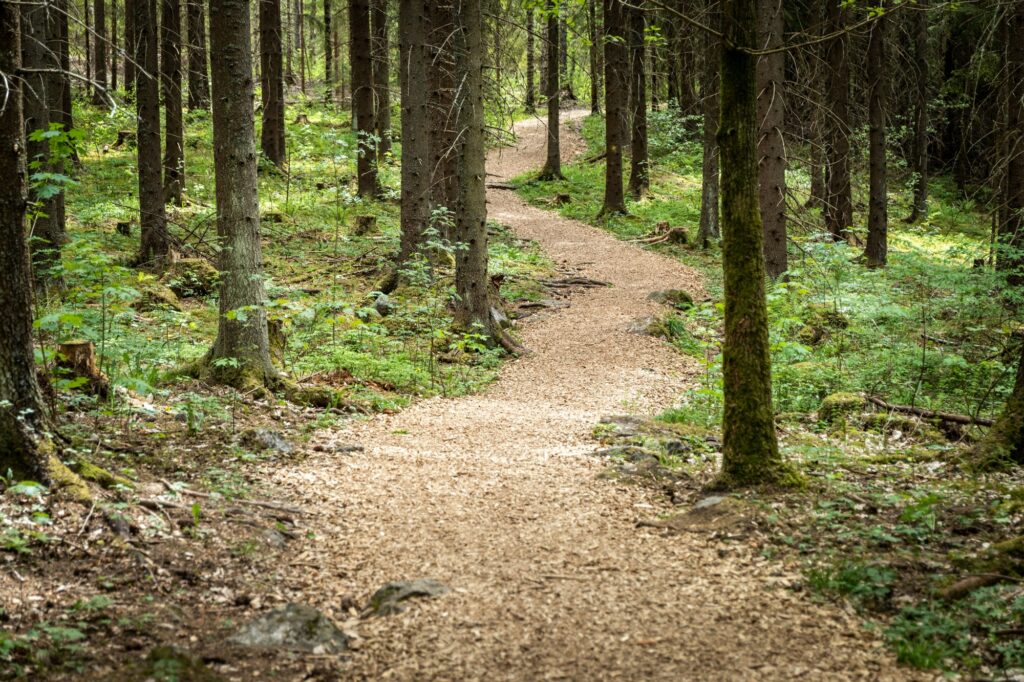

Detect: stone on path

[230,604,349,653]
[366,579,450,616]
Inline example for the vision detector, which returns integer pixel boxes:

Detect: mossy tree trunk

[626,2,648,198]
[0,8,86,498]
[697,0,719,249]
[135,0,170,266]
[974,344,1024,467]
[371,0,392,160]
[716,0,792,488]
[186,0,210,109]
[600,0,627,216]
[260,0,287,168]
[396,0,430,267]
[161,0,185,206]
[864,4,888,268]
[538,0,563,181]
[207,0,275,389]
[323,0,333,102]
[350,0,380,196]
[756,0,786,278]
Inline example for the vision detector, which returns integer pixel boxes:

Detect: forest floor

[253,112,920,680]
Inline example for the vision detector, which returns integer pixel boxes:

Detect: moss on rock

[818,392,867,426]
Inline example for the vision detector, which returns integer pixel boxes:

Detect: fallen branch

[539,277,611,288]
[865,396,995,427]
[486,182,516,190]
[159,479,307,516]
[940,573,1021,601]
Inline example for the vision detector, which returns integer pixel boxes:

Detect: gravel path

[270,113,920,680]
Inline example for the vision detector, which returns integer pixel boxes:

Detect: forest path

[269,112,916,680]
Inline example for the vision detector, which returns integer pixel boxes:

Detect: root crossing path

[271,113,917,680]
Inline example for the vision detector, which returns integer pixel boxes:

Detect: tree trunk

[371,0,392,160]
[428,2,458,215]
[905,2,929,222]
[323,0,332,101]
[807,104,825,209]
[350,0,379,196]
[260,0,287,167]
[600,0,627,216]
[22,0,65,287]
[650,41,660,112]
[627,3,648,197]
[526,8,536,112]
[864,6,888,268]
[588,0,600,114]
[396,0,430,267]
[823,0,852,241]
[717,0,789,487]
[161,0,185,205]
[998,0,1024,286]
[111,0,118,91]
[451,0,497,340]
[84,0,91,97]
[974,343,1024,467]
[299,0,306,94]
[697,0,719,248]
[539,0,563,180]
[207,0,275,388]
[125,0,136,92]
[186,0,210,109]
[676,19,697,118]
[135,0,169,265]
[757,0,786,277]
[92,0,107,103]
[0,5,83,493]
[56,0,75,137]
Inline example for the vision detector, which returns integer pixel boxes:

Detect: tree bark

[451,0,494,335]
[823,0,852,241]
[299,0,306,94]
[371,0,392,160]
[125,0,136,93]
[428,1,458,215]
[973,342,1024,467]
[864,5,888,268]
[757,0,786,277]
[697,0,719,248]
[588,0,600,114]
[539,0,563,180]
[526,8,536,112]
[260,0,287,167]
[717,0,788,487]
[905,2,929,222]
[0,5,81,491]
[207,0,275,388]
[600,0,627,216]
[186,0,210,109]
[92,0,107,103]
[135,0,169,265]
[110,0,118,91]
[22,0,66,286]
[56,0,75,136]
[161,0,185,205]
[396,0,430,267]
[323,0,332,101]
[627,2,648,197]
[350,0,379,196]
[998,0,1024,286]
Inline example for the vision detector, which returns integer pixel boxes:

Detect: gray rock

[239,428,294,453]
[591,445,658,463]
[693,495,727,510]
[598,414,645,438]
[230,604,349,653]
[367,579,450,616]
[626,316,657,335]
[373,293,396,317]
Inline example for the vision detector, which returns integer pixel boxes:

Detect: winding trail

[270,114,917,680]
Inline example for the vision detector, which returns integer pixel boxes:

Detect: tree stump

[268,319,287,368]
[113,130,137,148]
[116,221,133,236]
[353,215,377,236]
[57,341,110,398]
[293,113,310,125]
[554,193,572,206]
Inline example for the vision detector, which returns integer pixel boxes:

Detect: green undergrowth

[521,111,1024,676]
[40,96,554,424]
